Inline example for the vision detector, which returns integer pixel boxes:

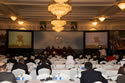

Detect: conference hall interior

[0,0,125,83]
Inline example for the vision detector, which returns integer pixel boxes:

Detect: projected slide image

[34,32,83,49]
[85,32,108,49]
[8,31,32,48]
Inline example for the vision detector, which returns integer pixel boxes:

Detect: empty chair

[12,69,25,77]
[38,68,50,75]
[65,55,75,69]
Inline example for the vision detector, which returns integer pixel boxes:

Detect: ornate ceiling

[0,0,125,23]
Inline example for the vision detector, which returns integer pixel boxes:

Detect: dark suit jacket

[0,72,17,83]
[25,59,35,64]
[80,69,108,83]
[118,67,125,75]
[12,63,29,74]
[36,63,52,75]
[116,75,125,83]
[7,59,17,64]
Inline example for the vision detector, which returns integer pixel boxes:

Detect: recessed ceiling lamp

[48,0,72,19]
[18,20,24,25]
[92,21,98,26]
[10,16,17,21]
[98,16,106,22]
[118,2,125,10]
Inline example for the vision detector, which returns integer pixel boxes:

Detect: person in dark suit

[36,58,52,75]
[7,56,17,64]
[116,75,125,83]
[80,62,108,83]
[25,56,35,64]
[117,63,125,83]
[118,63,125,75]
[11,58,29,74]
[0,62,17,83]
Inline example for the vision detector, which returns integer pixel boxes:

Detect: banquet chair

[70,68,77,80]
[38,68,50,75]
[0,81,12,83]
[100,61,107,64]
[35,59,40,65]
[12,68,25,77]
[55,64,65,69]
[120,61,125,66]
[7,63,14,72]
[65,64,74,69]
[37,74,50,80]
[59,73,70,80]
[94,81,102,83]
[26,62,37,72]
[22,74,32,80]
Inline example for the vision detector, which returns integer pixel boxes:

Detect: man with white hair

[0,62,17,83]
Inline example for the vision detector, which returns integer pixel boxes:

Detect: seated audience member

[7,56,17,64]
[25,56,35,64]
[80,62,108,83]
[107,54,117,61]
[98,56,107,64]
[118,64,125,75]
[0,62,17,83]
[11,58,29,74]
[36,58,52,75]
[99,46,107,57]
[117,64,125,83]
[120,55,125,65]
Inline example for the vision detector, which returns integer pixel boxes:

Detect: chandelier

[51,20,66,32]
[51,20,66,27]
[48,0,72,19]
[52,26,64,32]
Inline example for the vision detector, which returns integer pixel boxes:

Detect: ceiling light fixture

[92,21,98,26]
[54,0,69,3]
[52,26,64,32]
[51,20,66,32]
[10,16,17,21]
[98,16,106,22]
[51,20,66,27]
[18,20,24,25]
[118,2,125,10]
[48,0,72,19]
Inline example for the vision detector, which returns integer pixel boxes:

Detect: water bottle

[59,76,62,80]
[22,76,25,80]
